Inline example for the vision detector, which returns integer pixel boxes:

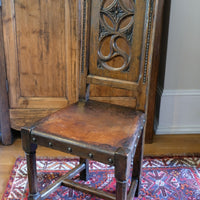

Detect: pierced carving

[98,0,135,72]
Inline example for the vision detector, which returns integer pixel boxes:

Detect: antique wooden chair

[21,0,158,199]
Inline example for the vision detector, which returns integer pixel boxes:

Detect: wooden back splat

[80,0,158,112]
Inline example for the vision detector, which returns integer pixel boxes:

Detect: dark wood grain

[0,7,12,145]
[155,0,172,127]
[145,0,171,143]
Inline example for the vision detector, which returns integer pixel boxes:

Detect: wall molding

[162,89,200,96]
[156,89,200,135]
[156,125,200,135]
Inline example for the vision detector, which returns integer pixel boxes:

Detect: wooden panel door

[2,0,79,130]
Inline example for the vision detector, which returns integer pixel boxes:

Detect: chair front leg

[116,179,128,200]
[21,128,40,200]
[132,130,144,197]
[115,148,132,200]
[26,151,40,200]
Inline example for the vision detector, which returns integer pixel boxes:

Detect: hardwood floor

[0,132,200,198]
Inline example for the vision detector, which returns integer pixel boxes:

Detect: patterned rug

[2,156,200,200]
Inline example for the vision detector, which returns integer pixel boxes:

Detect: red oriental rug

[2,156,200,200]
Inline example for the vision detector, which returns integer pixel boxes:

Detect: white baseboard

[156,126,200,135]
[156,89,200,135]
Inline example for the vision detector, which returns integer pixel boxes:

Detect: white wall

[156,0,200,135]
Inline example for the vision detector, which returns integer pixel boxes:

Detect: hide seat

[31,100,145,157]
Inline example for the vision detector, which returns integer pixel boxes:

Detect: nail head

[49,142,53,147]
[88,153,93,158]
[108,158,113,164]
[67,147,72,152]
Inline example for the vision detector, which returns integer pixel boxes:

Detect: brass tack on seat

[67,147,72,152]
[140,126,143,130]
[108,158,113,164]
[134,144,137,148]
[88,153,93,158]
[49,142,53,147]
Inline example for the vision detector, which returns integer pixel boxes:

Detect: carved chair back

[79,0,156,112]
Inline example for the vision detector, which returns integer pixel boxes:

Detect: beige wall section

[164,0,200,90]
[156,0,200,135]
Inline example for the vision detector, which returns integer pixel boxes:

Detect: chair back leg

[80,158,89,181]
[132,130,144,197]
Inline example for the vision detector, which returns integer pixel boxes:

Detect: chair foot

[28,192,40,200]
[134,181,140,197]
[80,158,89,181]
[115,147,132,200]
[116,180,128,200]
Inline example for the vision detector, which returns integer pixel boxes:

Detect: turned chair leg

[21,129,40,200]
[132,131,144,197]
[80,158,89,181]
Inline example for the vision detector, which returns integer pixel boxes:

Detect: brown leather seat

[32,100,145,153]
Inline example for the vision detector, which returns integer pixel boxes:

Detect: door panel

[15,0,66,98]
[2,0,79,129]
